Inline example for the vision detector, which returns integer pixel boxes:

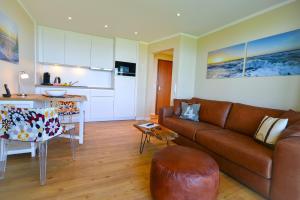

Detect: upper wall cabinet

[38,26,65,64]
[65,32,92,67]
[115,38,138,63]
[90,36,114,70]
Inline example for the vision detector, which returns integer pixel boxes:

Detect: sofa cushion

[225,103,283,137]
[254,116,288,146]
[191,98,232,128]
[180,102,200,121]
[163,116,220,140]
[280,109,300,127]
[195,129,273,179]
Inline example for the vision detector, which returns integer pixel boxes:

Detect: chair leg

[31,142,36,157]
[69,129,76,160]
[38,141,48,185]
[0,139,8,180]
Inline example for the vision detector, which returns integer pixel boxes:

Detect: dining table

[0,94,87,145]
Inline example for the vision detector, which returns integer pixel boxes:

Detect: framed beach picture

[245,29,300,77]
[0,11,19,64]
[207,43,245,79]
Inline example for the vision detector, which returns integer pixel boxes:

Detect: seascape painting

[0,12,19,64]
[245,29,300,77]
[207,43,245,79]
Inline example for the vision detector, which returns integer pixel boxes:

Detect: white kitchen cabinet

[114,76,136,120]
[115,38,138,63]
[38,26,65,64]
[90,97,114,121]
[90,36,114,70]
[89,89,114,121]
[65,32,92,67]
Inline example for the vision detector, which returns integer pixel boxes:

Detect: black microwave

[115,61,136,77]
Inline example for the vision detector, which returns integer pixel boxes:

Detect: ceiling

[20,0,291,42]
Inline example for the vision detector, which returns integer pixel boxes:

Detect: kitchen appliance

[42,72,51,85]
[115,61,136,77]
[2,84,11,97]
[54,77,61,84]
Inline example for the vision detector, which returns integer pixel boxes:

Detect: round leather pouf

[150,146,219,200]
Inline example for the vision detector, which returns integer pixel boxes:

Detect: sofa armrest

[271,137,300,200]
[279,120,300,140]
[158,106,174,125]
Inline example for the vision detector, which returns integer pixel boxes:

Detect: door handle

[158,86,161,91]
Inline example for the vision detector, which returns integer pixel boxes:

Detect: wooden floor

[0,121,264,200]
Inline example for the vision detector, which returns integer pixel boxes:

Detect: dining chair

[51,101,80,160]
[0,106,75,185]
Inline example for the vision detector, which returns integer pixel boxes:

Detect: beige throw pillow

[254,116,288,146]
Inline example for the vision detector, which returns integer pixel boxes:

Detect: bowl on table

[45,90,66,97]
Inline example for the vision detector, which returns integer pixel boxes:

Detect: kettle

[54,77,61,84]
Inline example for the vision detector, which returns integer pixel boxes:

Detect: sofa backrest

[173,98,190,116]
[191,98,232,128]
[225,103,284,137]
[279,109,300,127]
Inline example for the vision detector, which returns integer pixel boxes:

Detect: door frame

[155,59,173,114]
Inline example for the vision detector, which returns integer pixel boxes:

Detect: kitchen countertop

[0,94,87,102]
[35,85,114,90]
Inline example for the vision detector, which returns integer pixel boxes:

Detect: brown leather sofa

[159,98,300,200]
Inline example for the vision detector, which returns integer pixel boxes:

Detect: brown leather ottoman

[150,146,219,200]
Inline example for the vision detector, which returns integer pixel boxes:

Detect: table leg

[38,141,47,186]
[79,102,84,144]
[139,132,148,154]
[147,135,151,143]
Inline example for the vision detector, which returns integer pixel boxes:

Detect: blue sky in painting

[208,43,245,64]
[247,29,300,57]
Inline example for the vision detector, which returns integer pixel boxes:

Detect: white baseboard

[135,116,151,120]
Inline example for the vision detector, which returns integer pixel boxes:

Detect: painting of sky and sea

[245,29,300,77]
[207,43,245,79]
[0,12,19,64]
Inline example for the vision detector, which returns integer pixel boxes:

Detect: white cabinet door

[115,38,138,63]
[114,76,136,120]
[91,37,114,70]
[90,97,114,121]
[39,26,65,64]
[65,32,91,67]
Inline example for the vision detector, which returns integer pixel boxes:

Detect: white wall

[194,0,300,111]
[136,42,148,119]
[145,36,180,115]
[0,0,35,94]
[145,34,198,115]
[177,36,197,98]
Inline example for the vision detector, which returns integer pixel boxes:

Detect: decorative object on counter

[2,84,11,97]
[45,90,66,97]
[17,71,29,96]
[0,12,19,64]
[42,72,51,85]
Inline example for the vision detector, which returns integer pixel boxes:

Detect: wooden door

[155,60,172,114]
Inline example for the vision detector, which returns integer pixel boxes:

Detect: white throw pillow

[254,116,288,146]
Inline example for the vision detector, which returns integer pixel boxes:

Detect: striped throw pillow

[254,116,288,146]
